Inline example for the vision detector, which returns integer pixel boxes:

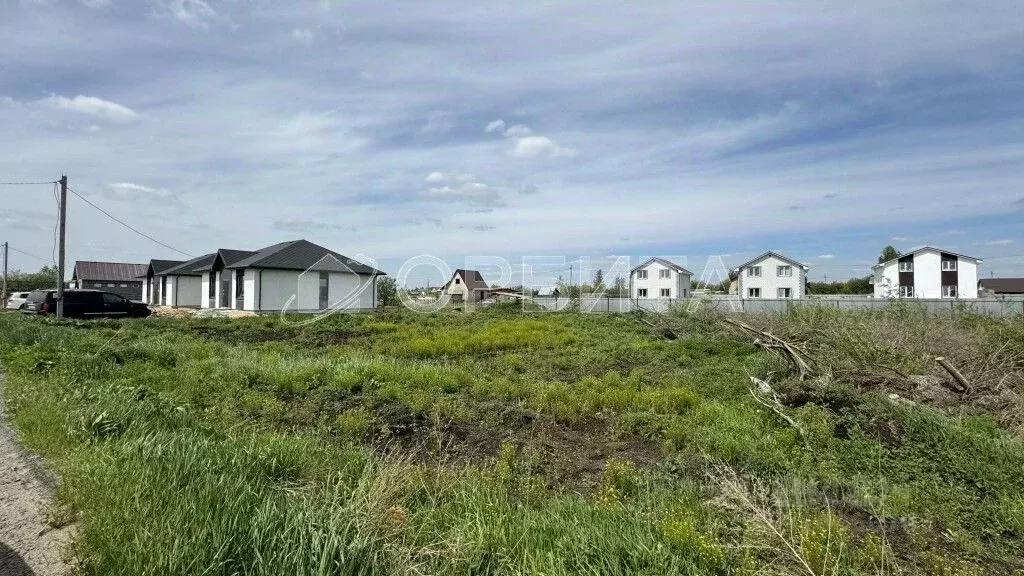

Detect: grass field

[0,304,1022,575]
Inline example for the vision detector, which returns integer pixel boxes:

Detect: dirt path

[0,371,74,576]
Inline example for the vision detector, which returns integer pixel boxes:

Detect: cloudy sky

[2,0,1023,285]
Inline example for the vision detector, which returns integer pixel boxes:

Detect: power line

[0,180,58,186]
[66,186,195,258]
[7,246,51,263]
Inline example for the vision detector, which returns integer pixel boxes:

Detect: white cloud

[510,136,576,159]
[485,119,506,133]
[40,94,138,123]
[166,0,217,27]
[292,28,314,45]
[891,237,910,242]
[817,254,835,259]
[421,111,454,134]
[80,0,112,7]
[425,171,446,182]
[504,124,532,137]
[422,182,505,209]
[105,182,174,202]
[982,239,1014,246]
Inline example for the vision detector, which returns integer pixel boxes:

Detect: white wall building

[734,252,808,299]
[629,258,692,299]
[141,259,185,306]
[872,247,980,299]
[442,269,490,303]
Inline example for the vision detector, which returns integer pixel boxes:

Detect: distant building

[72,261,147,300]
[629,258,692,299]
[442,269,490,303]
[873,247,981,299]
[978,277,1024,296]
[733,252,808,299]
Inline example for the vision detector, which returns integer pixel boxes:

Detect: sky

[1,0,1023,287]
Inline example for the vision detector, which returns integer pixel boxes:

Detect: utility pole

[2,241,8,304]
[56,175,67,319]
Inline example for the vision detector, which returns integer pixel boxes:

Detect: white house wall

[957,258,979,299]
[873,263,900,298]
[630,261,690,298]
[737,255,806,299]
[200,272,212,308]
[251,269,378,311]
[913,251,941,299]
[175,276,201,307]
[243,269,258,311]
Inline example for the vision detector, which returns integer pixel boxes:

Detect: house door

[220,272,231,308]
[319,273,329,310]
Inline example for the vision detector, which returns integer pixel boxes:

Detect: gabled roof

[733,251,808,272]
[226,239,385,275]
[73,261,148,282]
[874,246,983,269]
[193,248,257,272]
[443,269,489,291]
[160,253,216,277]
[978,278,1024,294]
[631,257,693,275]
[141,259,186,278]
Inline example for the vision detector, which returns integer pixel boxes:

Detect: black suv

[22,289,152,319]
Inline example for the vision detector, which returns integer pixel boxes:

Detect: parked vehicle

[22,289,151,319]
[5,291,31,310]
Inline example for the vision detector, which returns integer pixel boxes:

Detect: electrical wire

[0,180,58,186]
[66,186,195,258]
[7,246,51,263]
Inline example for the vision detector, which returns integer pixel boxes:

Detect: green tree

[879,245,901,264]
[377,277,398,307]
[593,269,604,291]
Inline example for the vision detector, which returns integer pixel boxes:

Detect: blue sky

[1,0,1023,286]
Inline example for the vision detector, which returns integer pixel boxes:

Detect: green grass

[0,306,1022,575]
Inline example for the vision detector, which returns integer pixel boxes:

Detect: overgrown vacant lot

[1,304,1022,575]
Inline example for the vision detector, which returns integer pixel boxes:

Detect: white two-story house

[872,247,980,299]
[734,252,808,299]
[630,258,692,299]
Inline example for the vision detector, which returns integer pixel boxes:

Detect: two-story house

[873,247,981,299]
[629,258,692,299]
[734,252,808,299]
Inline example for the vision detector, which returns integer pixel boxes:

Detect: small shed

[72,261,148,300]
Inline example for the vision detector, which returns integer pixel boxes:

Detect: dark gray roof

[630,257,693,275]
[194,249,257,272]
[226,239,385,275]
[979,278,1024,294]
[160,253,216,277]
[733,251,808,272]
[875,246,983,268]
[143,259,186,277]
[73,261,148,282]
[443,269,489,291]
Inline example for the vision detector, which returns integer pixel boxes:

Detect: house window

[898,285,914,298]
[107,283,115,287]
[455,277,461,284]
[899,261,913,272]
[777,265,792,277]
[637,270,648,280]
[208,273,216,298]
[660,288,671,297]
[637,288,648,297]
[319,272,330,310]
[119,283,127,287]
[747,287,761,298]
[777,287,792,298]
[659,269,671,279]
[235,270,244,303]
[747,266,761,277]
[941,260,957,271]
[942,285,958,298]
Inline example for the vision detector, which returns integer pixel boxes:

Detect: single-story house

[733,252,808,299]
[192,239,385,312]
[149,253,221,308]
[629,257,693,299]
[442,269,490,303]
[72,261,148,300]
[141,259,185,305]
[978,277,1024,296]
[873,247,981,299]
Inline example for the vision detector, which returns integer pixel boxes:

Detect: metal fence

[525,296,1024,317]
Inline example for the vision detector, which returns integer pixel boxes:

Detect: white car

[5,292,31,310]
